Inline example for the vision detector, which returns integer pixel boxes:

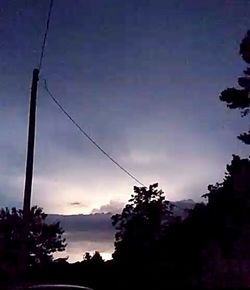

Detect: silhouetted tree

[193,155,250,287]
[156,156,250,287]
[202,155,250,254]
[83,252,92,262]
[219,30,250,144]
[112,183,173,263]
[90,251,104,264]
[0,206,66,268]
[82,251,104,265]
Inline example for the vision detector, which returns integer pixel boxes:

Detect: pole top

[33,68,40,80]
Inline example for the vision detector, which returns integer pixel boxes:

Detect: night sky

[1,0,249,217]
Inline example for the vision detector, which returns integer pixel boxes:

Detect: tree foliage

[202,155,250,251]
[0,205,66,267]
[219,30,250,144]
[110,157,250,287]
[82,251,104,265]
[160,155,250,286]
[112,183,173,262]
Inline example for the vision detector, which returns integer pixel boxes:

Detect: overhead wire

[38,0,54,71]
[35,0,196,210]
[43,79,146,187]
[37,0,146,187]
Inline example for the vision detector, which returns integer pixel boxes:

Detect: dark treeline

[12,155,250,289]
[0,31,250,289]
[28,155,250,289]
[0,155,250,289]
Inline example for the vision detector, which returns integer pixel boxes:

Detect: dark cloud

[69,201,85,207]
[48,213,115,261]
[48,213,113,233]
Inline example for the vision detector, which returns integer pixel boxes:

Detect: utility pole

[19,68,39,275]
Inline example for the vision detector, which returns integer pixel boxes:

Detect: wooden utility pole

[19,68,39,274]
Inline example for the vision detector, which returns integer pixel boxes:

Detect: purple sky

[0,0,249,215]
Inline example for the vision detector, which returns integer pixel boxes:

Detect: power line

[38,0,54,71]
[43,79,146,187]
